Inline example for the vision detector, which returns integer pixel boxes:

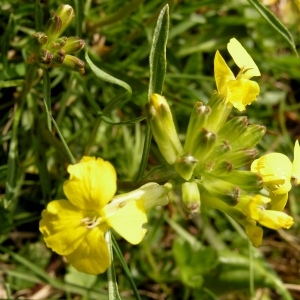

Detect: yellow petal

[39,200,87,256]
[269,193,288,211]
[251,153,292,194]
[258,209,294,230]
[243,194,270,220]
[63,157,117,210]
[65,228,110,275]
[227,38,260,78]
[226,78,260,111]
[105,200,147,245]
[292,140,300,184]
[245,223,263,247]
[214,50,235,96]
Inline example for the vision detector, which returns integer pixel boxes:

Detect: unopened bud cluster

[148,38,298,247]
[28,5,85,73]
[148,92,266,218]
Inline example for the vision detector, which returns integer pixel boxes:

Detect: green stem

[106,231,121,300]
[51,116,77,164]
[135,123,152,181]
[84,117,101,156]
[248,241,255,299]
[42,68,52,132]
[111,234,141,300]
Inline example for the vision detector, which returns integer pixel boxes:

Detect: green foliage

[1,0,300,299]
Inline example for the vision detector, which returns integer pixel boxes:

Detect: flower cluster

[40,157,169,274]
[28,5,85,73]
[39,37,298,276]
[148,38,297,246]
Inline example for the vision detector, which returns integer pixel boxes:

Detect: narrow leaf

[148,4,170,98]
[85,51,132,98]
[246,0,297,56]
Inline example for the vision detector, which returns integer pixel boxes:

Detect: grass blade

[246,0,297,56]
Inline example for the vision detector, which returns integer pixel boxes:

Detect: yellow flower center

[81,211,104,229]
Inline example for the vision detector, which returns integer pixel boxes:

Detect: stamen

[81,215,101,229]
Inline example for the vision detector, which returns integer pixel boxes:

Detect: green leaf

[246,0,297,56]
[65,266,97,288]
[85,51,132,102]
[173,239,218,289]
[111,234,141,300]
[148,4,169,98]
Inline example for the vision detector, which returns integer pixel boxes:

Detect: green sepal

[184,102,211,154]
[181,181,201,215]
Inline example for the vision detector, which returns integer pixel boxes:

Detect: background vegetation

[0,0,300,299]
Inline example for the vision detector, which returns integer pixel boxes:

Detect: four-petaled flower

[251,140,300,211]
[39,156,148,274]
[214,38,261,111]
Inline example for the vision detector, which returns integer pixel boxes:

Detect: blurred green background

[0,0,300,299]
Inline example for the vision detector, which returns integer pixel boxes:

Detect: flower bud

[217,148,258,169]
[220,170,263,193]
[217,116,248,145]
[210,160,234,176]
[148,94,183,164]
[39,49,54,65]
[45,5,74,42]
[184,102,211,154]
[58,54,85,74]
[174,155,198,181]
[46,37,67,53]
[231,124,266,150]
[202,174,241,206]
[205,92,232,132]
[32,32,48,47]
[192,128,217,163]
[61,36,85,54]
[52,49,66,64]
[181,181,201,215]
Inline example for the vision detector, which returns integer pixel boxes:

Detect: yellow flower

[236,194,294,246]
[214,38,261,111]
[39,156,147,275]
[241,194,294,229]
[251,140,300,210]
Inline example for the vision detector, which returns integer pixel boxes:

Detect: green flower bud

[46,37,67,53]
[174,155,198,181]
[32,32,48,47]
[148,94,183,165]
[57,54,85,74]
[184,102,211,154]
[205,92,232,132]
[45,4,75,42]
[61,36,85,54]
[209,160,234,176]
[39,49,54,65]
[192,128,217,163]
[201,174,241,206]
[216,148,258,169]
[231,124,266,150]
[52,49,66,64]
[221,170,263,193]
[217,116,248,145]
[182,181,201,215]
